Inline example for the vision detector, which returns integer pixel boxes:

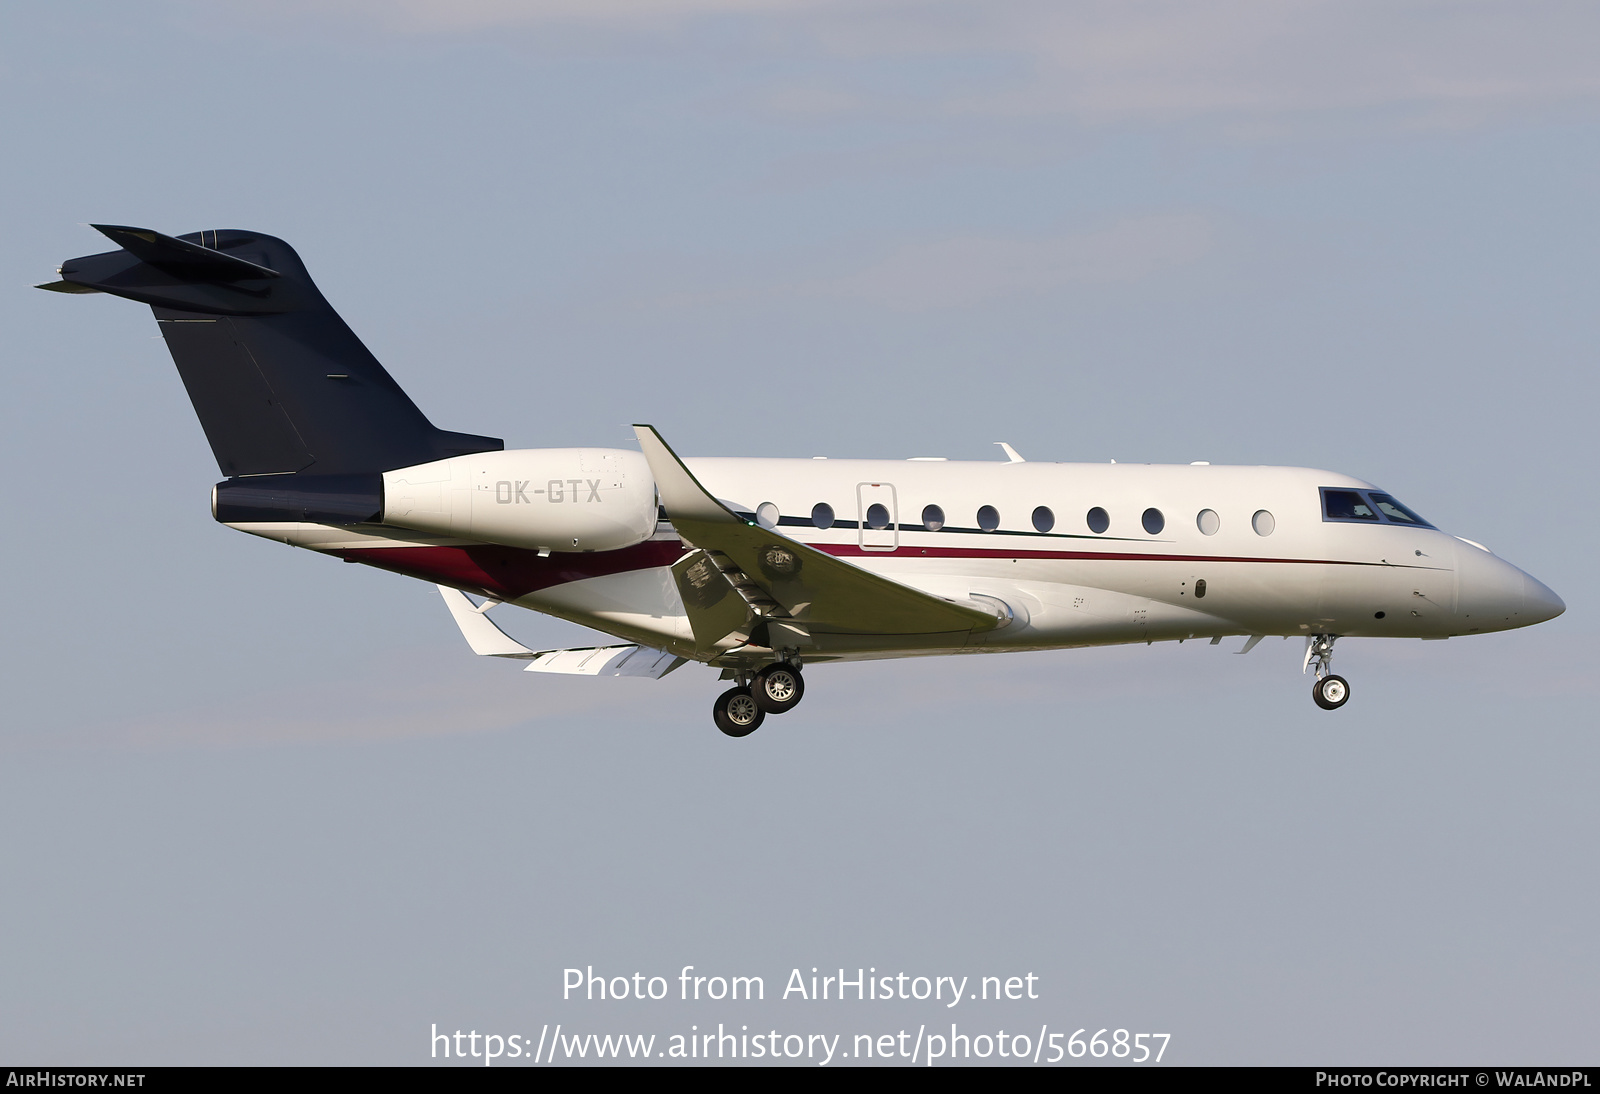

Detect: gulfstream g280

[41,225,1566,736]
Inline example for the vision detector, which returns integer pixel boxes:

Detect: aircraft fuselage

[46,223,1564,728]
[228,454,1562,663]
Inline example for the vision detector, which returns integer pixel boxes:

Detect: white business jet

[42,226,1565,736]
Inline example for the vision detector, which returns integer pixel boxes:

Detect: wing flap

[671,548,757,656]
[438,585,685,676]
[525,646,687,678]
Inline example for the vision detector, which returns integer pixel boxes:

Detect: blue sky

[1,1,1595,1064]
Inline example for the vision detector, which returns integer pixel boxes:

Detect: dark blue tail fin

[41,225,501,522]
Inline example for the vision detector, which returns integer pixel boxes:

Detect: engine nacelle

[382,448,657,553]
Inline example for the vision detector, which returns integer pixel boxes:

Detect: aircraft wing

[634,425,1002,657]
[436,585,686,678]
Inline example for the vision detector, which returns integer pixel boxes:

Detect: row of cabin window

[799,503,1277,536]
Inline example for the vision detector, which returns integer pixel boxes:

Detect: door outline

[857,482,898,552]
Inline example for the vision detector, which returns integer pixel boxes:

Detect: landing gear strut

[1304,634,1350,710]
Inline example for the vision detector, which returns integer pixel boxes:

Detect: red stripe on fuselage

[811,544,1414,567]
[331,537,1429,602]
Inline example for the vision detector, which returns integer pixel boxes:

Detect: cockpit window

[1322,489,1378,521]
[1321,487,1435,528]
[1368,493,1433,527]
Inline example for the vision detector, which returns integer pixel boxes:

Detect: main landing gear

[713,663,805,737]
[713,687,764,737]
[1304,633,1350,710]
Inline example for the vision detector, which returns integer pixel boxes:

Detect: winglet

[995,442,1025,463]
[437,585,536,658]
[633,425,741,524]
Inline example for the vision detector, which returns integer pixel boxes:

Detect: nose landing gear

[1304,634,1350,710]
[1313,674,1350,709]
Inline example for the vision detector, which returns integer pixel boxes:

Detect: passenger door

[856,482,898,552]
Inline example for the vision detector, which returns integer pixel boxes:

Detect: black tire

[1312,674,1350,710]
[713,687,765,737]
[753,664,805,715]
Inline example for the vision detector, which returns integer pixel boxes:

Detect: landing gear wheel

[1313,674,1350,710]
[714,687,766,737]
[753,664,805,714]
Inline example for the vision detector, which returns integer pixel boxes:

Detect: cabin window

[811,502,834,529]
[1195,578,1207,598]
[1142,508,1165,535]
[922,504,944,531]
[1087,507,1110,534]
[1197,509,1220,535]
[1253,510,1276,536]
[865,503,892,530]
[1032,506,1054,533]
[756,502,779,529]
[977,505,1000,531]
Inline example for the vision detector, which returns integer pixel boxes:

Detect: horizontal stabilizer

[89,224,282,281]
[34,280,101,294]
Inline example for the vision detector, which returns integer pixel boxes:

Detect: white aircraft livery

[42,225,1566,735]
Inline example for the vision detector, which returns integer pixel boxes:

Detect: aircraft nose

[1523,573,1566,624]
[1453,539,1558,631]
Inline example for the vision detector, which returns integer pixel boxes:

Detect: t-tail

[40,225,502,523]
